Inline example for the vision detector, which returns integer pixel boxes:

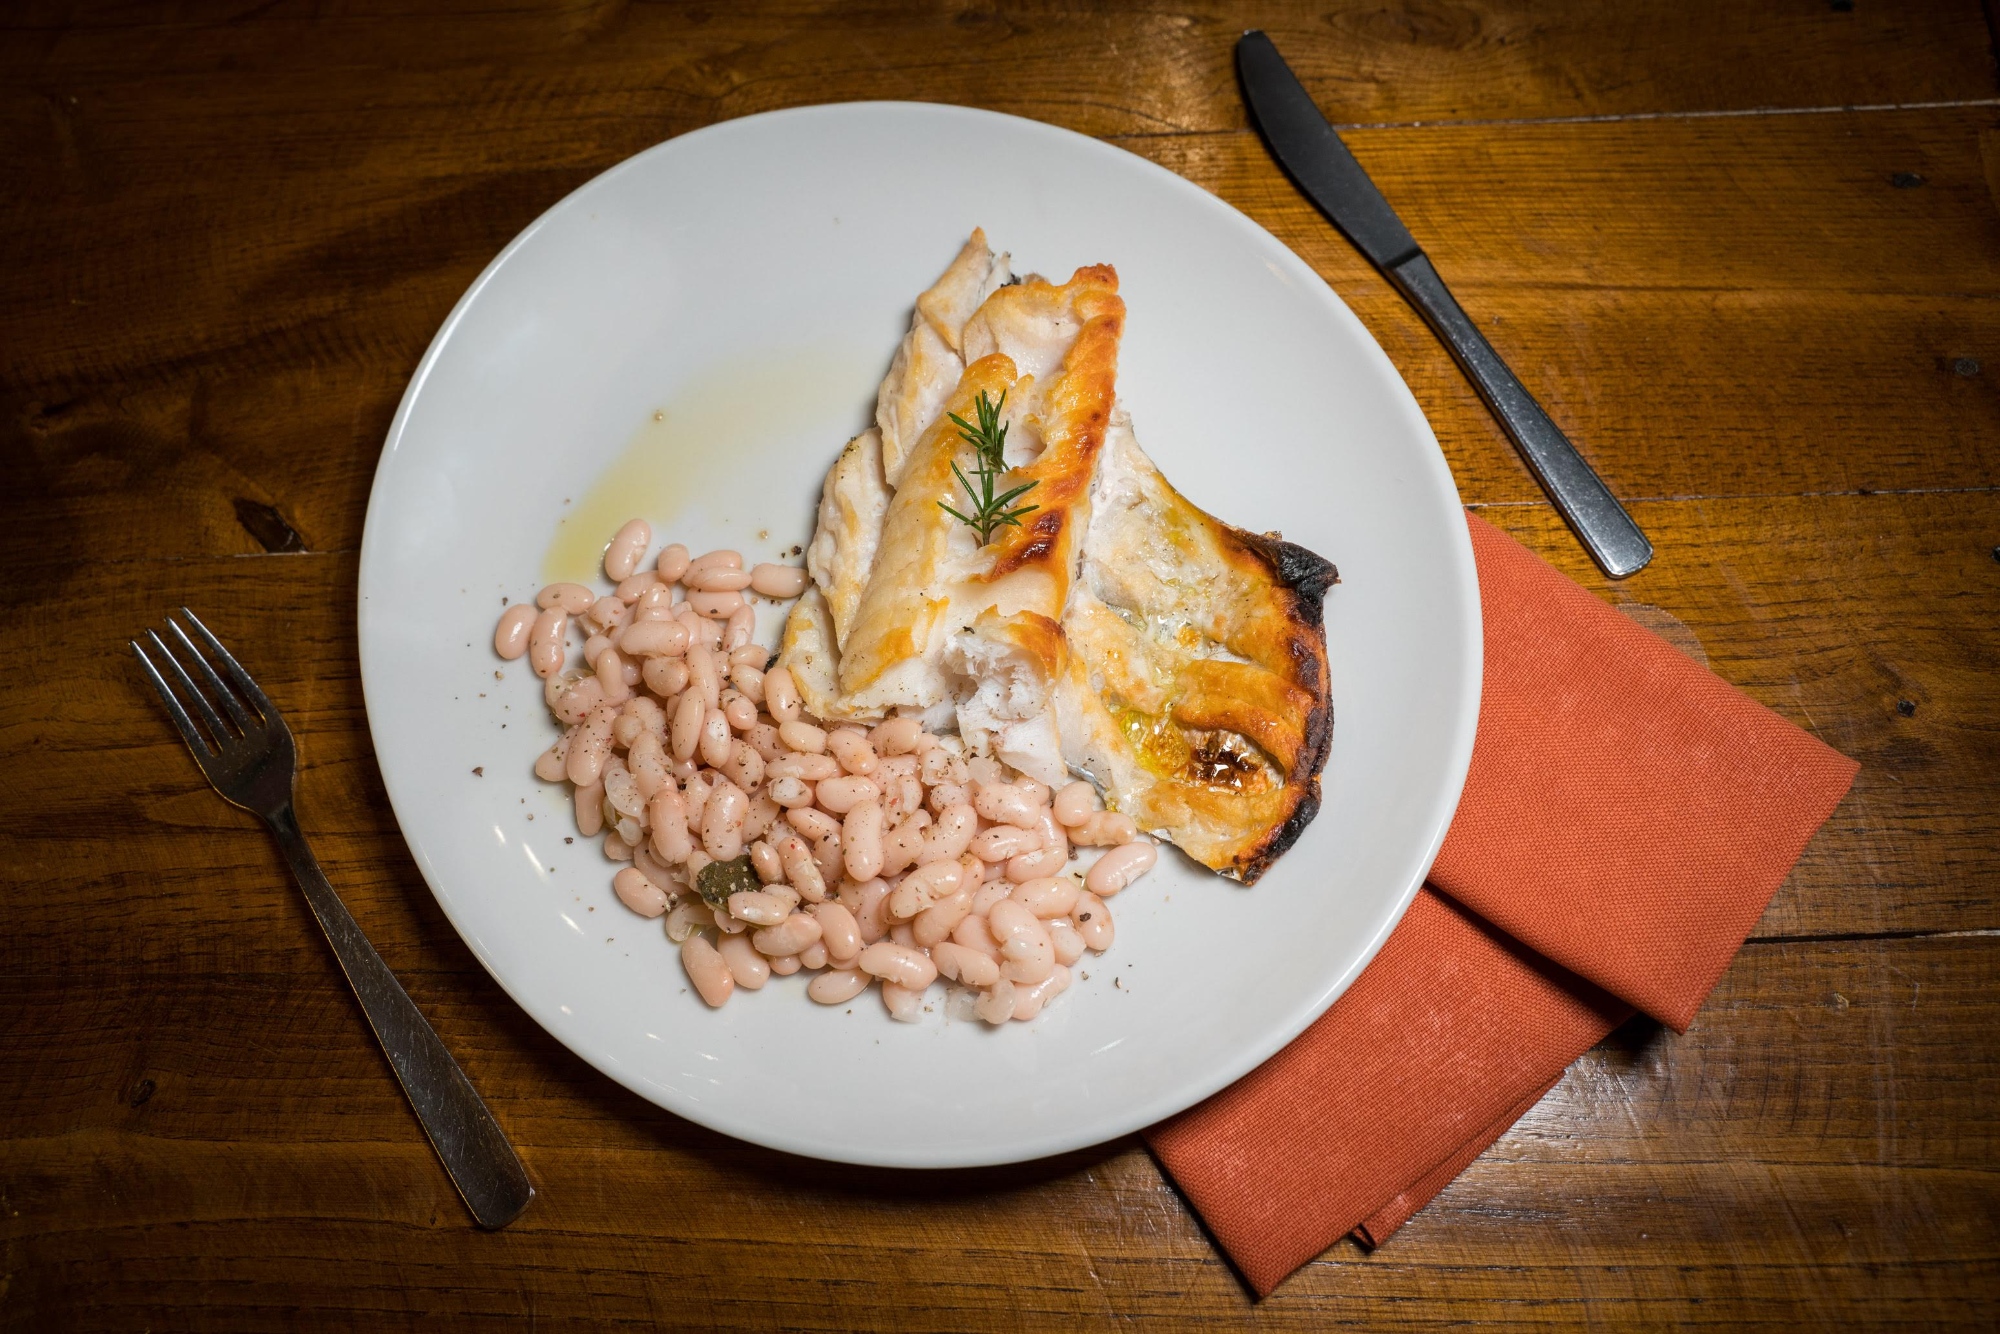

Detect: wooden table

[5,2,1997,1326]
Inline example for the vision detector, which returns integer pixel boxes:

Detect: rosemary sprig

[938,389,1039,544]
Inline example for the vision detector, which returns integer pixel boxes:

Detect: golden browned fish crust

[1059,423,1337,884]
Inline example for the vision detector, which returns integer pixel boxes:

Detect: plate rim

[357,99,1483,1167]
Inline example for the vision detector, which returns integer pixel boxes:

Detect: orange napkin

[1144,513,1859,1296]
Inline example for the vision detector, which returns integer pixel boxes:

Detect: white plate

[358,103,1480,1169]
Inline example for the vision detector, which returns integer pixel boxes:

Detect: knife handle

[1387,253,1653,578]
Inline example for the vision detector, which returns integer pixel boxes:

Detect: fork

[133,609,534,1230]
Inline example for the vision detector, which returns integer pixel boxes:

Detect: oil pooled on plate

[543,340,882,583]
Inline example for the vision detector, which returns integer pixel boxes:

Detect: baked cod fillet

[779,233,1336,881]
[1057,418,1336,882]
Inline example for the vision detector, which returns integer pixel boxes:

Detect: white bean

[898,858,965,907]
[566,703,616,786]
[799,941,828,971]
[778,836,827,903]
[749,839,785,884]
[573,780,604,837]
[727,889,792,927]
[988,899,1055,985]
[912,887,974,947]
[664,692,699,762]
[768,776,814,809]
[603,518,651,581]
[785,806,839,843]
[1010,876,1080,920]
[842,799,884,882]
[699,707,733,768]
[719,739,764,792]
[627,731,669,798]
[685,644,721,710]
[815,775,880,814]
[587,595,628,632]
[951,913,1000,961]
[808,968,869,1005]
[969,877,1011,917]
[701,779,748,860]
[746,722,785,761]
[648,786,693,864]
[881,982,926,1023]
[1052,780,1097,828]
[812,901,861,963]
[681,935,734,1007]
[1073,810,1138,848]
[724,604,756,651]
[534,729,573,782]
[826,728,878,775]
[974,978,1016,1025]
[843,875,889,943]
[689,589,743,620]
[752,912,822,957]
[730,664,765,704]
[973,782,1045,829]
[536,582,594,614]
[618,619,689,658]
[1006,845,1069,883]
[919,803,976,864]
[881,823,925,878]
[768,953,802,976]
[655,542,691,583]
[686,549,743,580]
[722,694,758,731]
[749,563,809,598]
[813,832,844,885]
[550,675,603,725]
[716,932,768,989]
[778,720,826,753]
[614,573,660,606]
[528,608,568,678]
[1086,841,1158,896]
[764,667,802,723]
[686,565,753,592]
[494,603,537,658]
[1074,890,1114,951]
[861,718,916,758]
[932,940,1001,988]
[664,900,709,943]
[969,824,1041,863]
[594,647,631,705]
[768,752,839,782]
[857,941,938,990]
[1048,918,1087,966]
[612,867,668,918]
[642,656,691,698]
[1011,964,1070,1021]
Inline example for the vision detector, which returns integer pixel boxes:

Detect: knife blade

[1236,30,1653,579]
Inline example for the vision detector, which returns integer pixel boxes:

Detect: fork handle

[266,803,535,1229]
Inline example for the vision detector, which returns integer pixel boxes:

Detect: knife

[1236,30,1653,578]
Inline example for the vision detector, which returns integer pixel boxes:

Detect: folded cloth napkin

[1145,513,1859,1297]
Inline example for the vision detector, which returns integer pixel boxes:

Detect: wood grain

[1,935,1993,1328]
[3,0,1998,1327]
[9,108,2000,572]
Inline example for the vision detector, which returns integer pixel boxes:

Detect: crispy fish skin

[1057,419,1336,883]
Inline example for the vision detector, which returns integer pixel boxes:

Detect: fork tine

[133,638,215,758]
[166,618,254,731]
[148,629,233,748]
[174,608,278,722]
